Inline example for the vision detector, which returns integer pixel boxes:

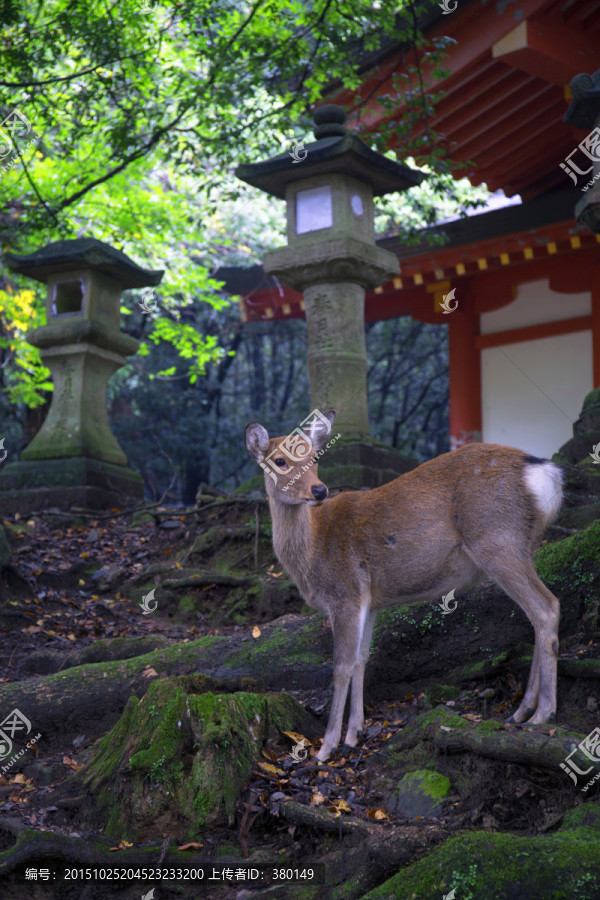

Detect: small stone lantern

[564,69,600,232]
[236,104,423,440]
[0,238,163,513]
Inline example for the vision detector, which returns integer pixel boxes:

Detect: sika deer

[245,409,563,761]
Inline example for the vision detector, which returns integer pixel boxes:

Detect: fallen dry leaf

[109,840,133,851]
[252,625,261,638]
[177,841,204,851]
[282,731,308,745]
[257,761,285,777]
[367,808,390,821]
[329,798,351,814]
[62,756,83,772]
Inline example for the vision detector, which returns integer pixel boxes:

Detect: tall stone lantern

[0,238,163,514]
[564,69,600,232]
[236,105,423,481]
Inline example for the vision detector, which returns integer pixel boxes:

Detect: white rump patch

[523,462,563,525]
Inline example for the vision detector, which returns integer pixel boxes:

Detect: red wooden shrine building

[227,0,600,458]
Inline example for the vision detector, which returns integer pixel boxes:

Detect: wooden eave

[330,0,600,201]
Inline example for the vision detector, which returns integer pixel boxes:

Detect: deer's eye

[274,458,288,468]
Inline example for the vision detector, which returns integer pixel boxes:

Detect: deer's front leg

[317,610,362,762]
[345,608,376,748]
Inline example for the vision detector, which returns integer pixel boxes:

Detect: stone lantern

[237,106,424,437]
[235,104,423,483]
[0,238,163,514]
[564,69,600,232]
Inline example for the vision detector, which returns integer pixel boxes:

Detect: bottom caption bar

[18,864,325,885]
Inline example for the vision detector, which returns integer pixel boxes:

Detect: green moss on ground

[447,645,532,684]
[535,520,600,604]
[177,595,196,615]
[388,769,452,817]
[225,616,325,670]
[425,684,460,704]
[1,633,227,697]
[360,804,600,899]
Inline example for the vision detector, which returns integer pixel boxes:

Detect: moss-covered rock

[556,387,600,464]
[77,675,320,839]
[359,803,600,899]
[535,520,600,629]
[536,519,600,586]
[582,386,600,417]
[386,769,451,818]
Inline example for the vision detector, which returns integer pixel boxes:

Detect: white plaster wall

[481,330,592,457]
[480,280,590,333]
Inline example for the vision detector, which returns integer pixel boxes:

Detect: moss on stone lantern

[0,238,163,514]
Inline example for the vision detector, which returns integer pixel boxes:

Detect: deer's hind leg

[508,639,540,724]
[466,541,559,725]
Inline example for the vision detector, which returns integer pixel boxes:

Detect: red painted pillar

[448,308,482,450]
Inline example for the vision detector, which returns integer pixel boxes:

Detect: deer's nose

[311,484,328,501]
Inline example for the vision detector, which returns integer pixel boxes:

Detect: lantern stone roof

[235,105,424,199]
[4,238,164,289]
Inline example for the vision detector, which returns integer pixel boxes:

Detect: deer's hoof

[316,745,334,762]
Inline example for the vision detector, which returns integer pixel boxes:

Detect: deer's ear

[309,409,336,452]
[322,409,336,429]
[245,423,270,461]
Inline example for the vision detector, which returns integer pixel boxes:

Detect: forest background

[0,0,492,503]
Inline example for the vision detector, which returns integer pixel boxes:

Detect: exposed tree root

[0,816,261,876]
[259,800,446,900]
[434,720,588,773]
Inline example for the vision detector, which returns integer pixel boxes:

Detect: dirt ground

[1,504,599,899]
